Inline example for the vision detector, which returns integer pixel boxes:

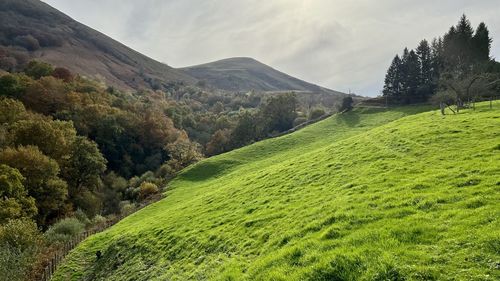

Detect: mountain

[0,0,196,91]
[0,1,346,96]
[182,57,344,94]
[53,103,499,280]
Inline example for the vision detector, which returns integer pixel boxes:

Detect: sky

[43,0,500,97]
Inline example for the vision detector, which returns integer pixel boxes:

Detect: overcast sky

[43,0,499,96]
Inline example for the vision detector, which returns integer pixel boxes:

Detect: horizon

[42,0,500,97]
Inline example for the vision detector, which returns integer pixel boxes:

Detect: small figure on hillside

[96,250,102,260]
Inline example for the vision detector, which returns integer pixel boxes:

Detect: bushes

[0,219,43,281]
[44,217,84,244]
[24,60,53,79]
[0,219,42,251]
[309,108,325,120]
[51,67,73,82]
[13,35,40,51]
[138,182,159,200]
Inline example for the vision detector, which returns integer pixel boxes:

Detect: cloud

[43,0,500,96]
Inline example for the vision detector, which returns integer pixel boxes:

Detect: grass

[53,103,499,281]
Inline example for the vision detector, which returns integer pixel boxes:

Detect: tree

[416,39,435,99]
[230,111,262,147]
[261,93,298,133]
[442,15,475,76]
[24,60,54,79]
[206,129,231,156]
[62,136,107,195]
[0,165,37,223]
[0,74,25,98]
[52,67,74,83]
[403,50,421,102]
[431,37,444,80]
[339,96,354,112]
[472,22,491,62]
[0,146,68,226]
[164,132,203,172]
[439,72,500,112]
[383,55,402,97]
[0,98,27,124]
[7,117,76,163]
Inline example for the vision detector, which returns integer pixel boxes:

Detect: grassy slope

[53,104,499,281]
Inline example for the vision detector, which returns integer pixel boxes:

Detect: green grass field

[53,103,500,281]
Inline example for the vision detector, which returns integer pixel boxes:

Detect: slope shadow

[177,159,241,182]
[336,111,361,127]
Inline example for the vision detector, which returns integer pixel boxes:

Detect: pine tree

[400,48,410,96]
[472,22,491,62]
[417,40,433,86]
[431,37,444,77]
[383,55,402,97]
[404,50,421,102]
[416,40,436,100]
[443,15,475,75]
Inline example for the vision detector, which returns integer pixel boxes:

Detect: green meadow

[53,103,499,281]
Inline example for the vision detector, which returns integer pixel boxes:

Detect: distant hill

[0,0,196,91]
[0,1,346,96]
[182,57,344,95]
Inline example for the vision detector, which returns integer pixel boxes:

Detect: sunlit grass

[53,103,499,281]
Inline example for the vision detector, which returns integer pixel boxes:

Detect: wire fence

[269,113,334,138]
[37,194,163,281]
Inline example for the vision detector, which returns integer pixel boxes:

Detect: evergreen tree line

[383,15,498,104]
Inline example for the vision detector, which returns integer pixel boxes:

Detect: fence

[269,113,333,138]
[37,194,162,281]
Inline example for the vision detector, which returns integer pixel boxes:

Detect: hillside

[0,2,347,96]
[182,57,344,95]
[53,103,499,280]
[0,0,195,91]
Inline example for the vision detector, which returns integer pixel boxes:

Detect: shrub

[0,56,17,71]
[74,208,91,226]
[0,219,43,281]
[14,35,40,51]
[91,214,107,227]
[44,217,85,244]
[0,74,24,98]
[119,201,136,215]
[309,108,326,120]
[139,182,159,200]
[24,60,53,79]
[0,219,43,251]
[73,190,102,218]
[52,67,73,82]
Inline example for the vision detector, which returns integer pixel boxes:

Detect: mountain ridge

[0,0,196,91]
[182,56,344,95]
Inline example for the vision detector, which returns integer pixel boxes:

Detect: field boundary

[38,194,163,281]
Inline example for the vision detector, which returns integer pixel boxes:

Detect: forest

[0,52,346,279]
[382,15,500,106]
